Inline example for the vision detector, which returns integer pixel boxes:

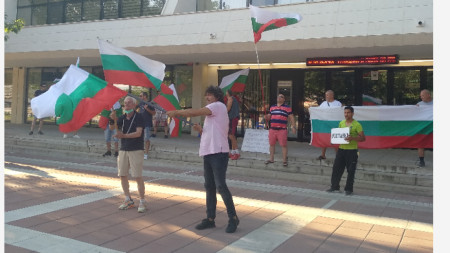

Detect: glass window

[31,5,48,25]
[142,0,165,16]
[17,7,32,26]
[122,0,141,18]
[427,68,433,92]
[18,0,33,7]
[48,2,64,24]
[362,70,387,105]
[172,65,193,109]
[5,69,13,122]
[332,70,354,106]
[196,0,220,11]
[103,0,119,19]
[82,0,101,21]
[393,69,421,105]
[66,0,82,22]
[250,0,276,6]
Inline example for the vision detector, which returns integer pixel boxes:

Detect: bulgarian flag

[219,68,250,93]
[309,105,433,149]
[31,65,127,133]
[153,83,182,137]
[250,5,302,43]
[98,101,123,130]
[362,94,383,106]
[98,39,166,90]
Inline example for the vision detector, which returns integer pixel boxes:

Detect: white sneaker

[138,201,147,213]
[63,134,68,138]
[144,154,148,160]
[73,134,80,139]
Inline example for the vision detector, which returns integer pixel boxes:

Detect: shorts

[104,127,118,143]
[144,126,151,141]
[228,117,239,135]
[268,129,288,147]
[117,150,144,178]
[154,119,167,127]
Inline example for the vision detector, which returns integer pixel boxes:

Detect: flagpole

[253,42,268,128]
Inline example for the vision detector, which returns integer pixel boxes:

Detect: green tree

[4,15,25,41]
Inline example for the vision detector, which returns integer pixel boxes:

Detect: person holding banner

[167,85,240,233]
[326,106,365,196]
[416,89,433,167]
[317,90,342,160]
[265,93,296,167]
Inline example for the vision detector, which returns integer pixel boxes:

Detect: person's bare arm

[167,107,212,118]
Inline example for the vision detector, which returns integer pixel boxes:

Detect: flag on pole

[31,65,127,133]
[153,83,182,137]
[98,101,123,130]
[309,105,433,149]
[219,68,250,93]
[250,5,302,43]
[98,39,166,90]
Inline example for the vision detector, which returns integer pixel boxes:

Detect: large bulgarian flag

[98,39,166,90]
[250,5,302,43]
[153,83,182,137]
[219,68,250,93]
[31,65,127,133]
[309,105,433,149]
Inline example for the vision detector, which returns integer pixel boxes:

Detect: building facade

[5,0,433,141]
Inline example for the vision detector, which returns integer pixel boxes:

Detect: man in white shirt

[317,90,342,160]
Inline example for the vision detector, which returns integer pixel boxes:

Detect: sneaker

[164,135,168,139]
[144,154,148,160]
[195,218,215,230]
[38,130,44,135]
[63,134,68,138]
[114,151,119,157]
[231,153,240,160]
[226,216,240,233]
[138,201,147,213]
[29,131,33,135]
[345,191,353,196]
[73,134,80,139]
[326,188,341,193]
[419,160,425,167]
[102,151,112,157]
[150,134,156,137]
[118,199,134,210]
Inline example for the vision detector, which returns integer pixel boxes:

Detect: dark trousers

[203,152,237,219]
[331,149,359,192]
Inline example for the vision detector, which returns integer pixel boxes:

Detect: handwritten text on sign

[331,127,350,144]
[241,129,270,154]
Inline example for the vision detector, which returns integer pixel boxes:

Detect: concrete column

[10,67,26,124]
[190,63,218,136]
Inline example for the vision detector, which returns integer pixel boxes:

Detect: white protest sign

[331,127,350,144]
[241,128,270,154]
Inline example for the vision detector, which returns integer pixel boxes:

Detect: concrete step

[6,135,432,196]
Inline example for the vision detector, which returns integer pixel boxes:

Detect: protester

[138,92,156,160]
[264,93,296,167]
[111,96,147,213]
[29,83,48,135]
[167,85,239,233]
[103,102,120,158]
[317,90,342,160]
[226,89,240,160]
[416,89,433,167]
[326,106,365,196]
[152,109,169,138]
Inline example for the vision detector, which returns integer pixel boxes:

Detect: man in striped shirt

[265,94,296,167]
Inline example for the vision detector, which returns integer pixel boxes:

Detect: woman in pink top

[167,86,239,233]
